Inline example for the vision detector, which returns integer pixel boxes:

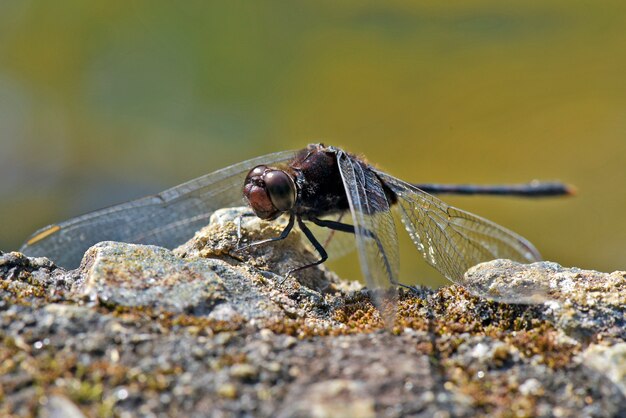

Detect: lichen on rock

[1,209,625,417]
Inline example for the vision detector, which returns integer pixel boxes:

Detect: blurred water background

[1,1,624,288]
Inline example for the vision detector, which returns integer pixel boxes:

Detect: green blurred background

[1,1,624,288]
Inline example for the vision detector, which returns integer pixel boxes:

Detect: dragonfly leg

[286,218,419,292]
[235,211,258,246]
[310,217,400,287]
[397,283,422,293]
[237,212,295,250]
[283,216,329,281]
[309,217,355,234]
[309,217,418,291]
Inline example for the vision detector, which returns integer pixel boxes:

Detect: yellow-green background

[1,1,624,288]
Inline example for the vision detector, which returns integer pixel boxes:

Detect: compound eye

[264,170,296,211]
[246,165,267,180]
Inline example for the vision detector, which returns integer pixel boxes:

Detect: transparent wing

[20,150,296,268]
[336,152,400,292]
[376,171,548,303]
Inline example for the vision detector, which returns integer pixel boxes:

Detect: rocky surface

[1,208,625,417]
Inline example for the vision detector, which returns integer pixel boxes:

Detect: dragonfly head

[243,165,297,219]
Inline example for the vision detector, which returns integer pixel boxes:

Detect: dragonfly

[21,144,572,302]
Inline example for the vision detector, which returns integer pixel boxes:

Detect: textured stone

[1,212,625,417]
[466,260,626,340]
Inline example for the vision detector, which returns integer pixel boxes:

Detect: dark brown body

[287,146,350,218]
[285,144,397,219]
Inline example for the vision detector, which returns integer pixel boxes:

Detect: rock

[75,242,229,315]
[582,343,626,396]
[1,212,625,417]
[69,240,340,322]
[280,378,376,418]
[174,207,347,292]
[466,260,626,340]
[64,208,353,321]
[0,250,70,306]
[38,395,87,418]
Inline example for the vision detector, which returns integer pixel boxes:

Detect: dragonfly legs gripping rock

[236,213,329,285]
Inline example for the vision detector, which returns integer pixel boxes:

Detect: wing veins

[377,171,541,283]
